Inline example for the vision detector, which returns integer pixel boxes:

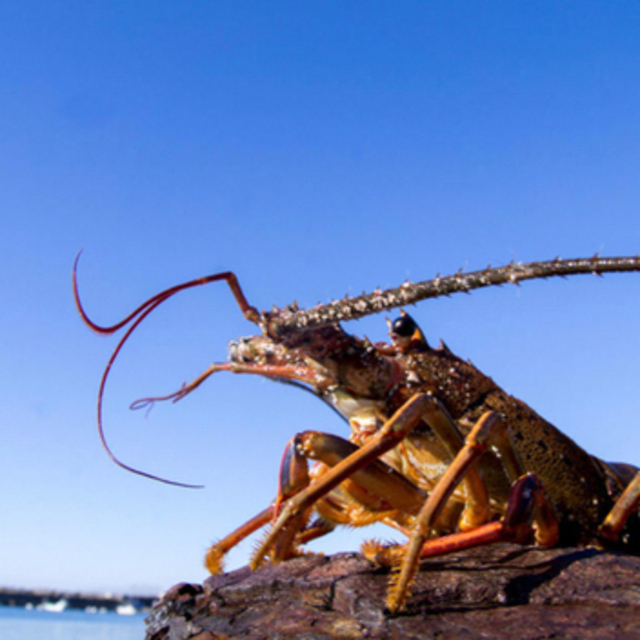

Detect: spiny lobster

[74,254,640,612]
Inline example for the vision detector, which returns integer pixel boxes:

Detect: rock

[145,544,640,640]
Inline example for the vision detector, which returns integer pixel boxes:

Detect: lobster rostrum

[74,255,640,612]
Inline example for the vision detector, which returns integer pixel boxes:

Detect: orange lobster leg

[268,430,429,561]
[385,474,558,611]
[205,429,428,573]
[279,431,428,515]
[599,471,640,543]
[416,473,556,558]
[250,393,492,570]
[250,394,432,569]
[205,505,274,574]
[388,412,559,612]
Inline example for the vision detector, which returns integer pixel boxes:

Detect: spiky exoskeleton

[386,553,417,613]
[361,539,406,567]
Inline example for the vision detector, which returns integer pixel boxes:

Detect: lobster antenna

[94,296,205,488]
[73,252,258,488]
[270,255,640,335]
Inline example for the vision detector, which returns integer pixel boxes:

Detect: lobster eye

[391,314,418,338]
[389,313,429,351]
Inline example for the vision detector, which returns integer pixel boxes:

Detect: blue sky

[2,2,639,594]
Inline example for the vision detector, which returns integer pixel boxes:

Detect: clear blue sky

[2,2,639,595]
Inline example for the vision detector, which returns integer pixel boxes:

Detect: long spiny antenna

[269,255,640,335]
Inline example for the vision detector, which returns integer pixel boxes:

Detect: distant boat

[115,603,137,615]
[37,598,68,612]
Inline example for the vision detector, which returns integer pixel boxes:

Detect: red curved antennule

[73,251,260,333]
[72,252,260,488]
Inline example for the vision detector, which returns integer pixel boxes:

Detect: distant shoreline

[0,587,157,613]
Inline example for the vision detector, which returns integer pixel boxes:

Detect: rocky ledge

[145,544,640,639]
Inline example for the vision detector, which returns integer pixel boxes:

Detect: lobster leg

[250,394,431,569]
[407,399,492,530]
[205,505,275,574]
[599,471,640,543]
[381,473,555,610]
[387,412,559,612]
[272,430,430,562]
[205,430,428,574]
[279,432,428,516]
[250,393,492,570]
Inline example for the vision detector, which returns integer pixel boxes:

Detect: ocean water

[0,605,147,640]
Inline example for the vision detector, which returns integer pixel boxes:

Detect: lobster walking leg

[269,430,430,564]
[280,432,428,516]
[599,472,640,543]
[363,474,555,572]
[388,412,560,612]
[250,394,432,569]
[407,398,492,531]
[205,431,427,574]
[250,393,494,570]
[206,506,274,574]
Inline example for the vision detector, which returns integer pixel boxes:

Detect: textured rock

[145,544,640,640]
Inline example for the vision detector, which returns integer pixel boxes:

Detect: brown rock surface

[145,544,640,639]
